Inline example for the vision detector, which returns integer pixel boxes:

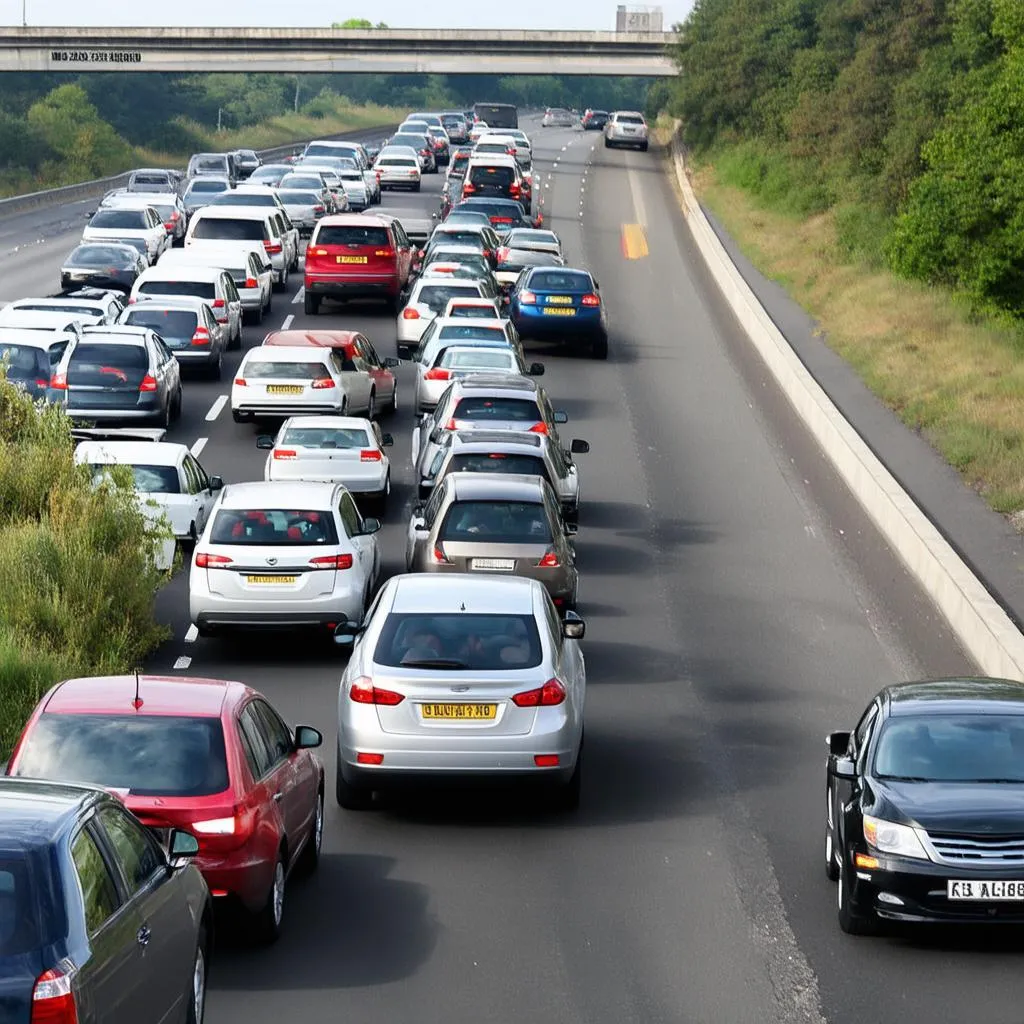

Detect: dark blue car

[509,267,608,359]
[0,778,211,1023]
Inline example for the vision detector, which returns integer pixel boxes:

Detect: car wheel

[158,397,172,430]
[375,473,391,516]
[195,624,219,639]
[825,785,839,881]
[254,855,286,944]
[228,323,241,351]
[185,928,207,1024]
[591,332,609,360]
[207,349,223,381]
[304,292,320,316]
[837,854,878,935]
[336,752,374,809]
[413,183,421,192]
[297,787,324,876]
[275,266,289,293]
[366,390,377,420]
[603,139,611,148]
[387,383,398,415]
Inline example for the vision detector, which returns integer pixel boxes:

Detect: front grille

[928,831,1024,865]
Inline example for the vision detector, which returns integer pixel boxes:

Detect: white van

[184,207,290,290]
[130,265,243,349]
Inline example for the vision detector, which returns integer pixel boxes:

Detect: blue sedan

[508,267,608,359]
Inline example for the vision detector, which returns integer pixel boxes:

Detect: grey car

[182,177,231,218]
[48,325,183,427]
[405,472,579,608]
[417,428,590,521]
[117,297,227,378]
[276,189,328,235]
[333,573,586,809]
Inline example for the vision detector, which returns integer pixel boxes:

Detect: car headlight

[863,815,929,860]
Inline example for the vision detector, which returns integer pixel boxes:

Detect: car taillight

[310,553,354,569]
[233,377,246,386]
[195,552,233,568]
[191,327,210,347]
[349,676,405,705]
[34,378,48,388]
[273,449,296,460]
[310,248,328,256]
[482,249,492,261]
[244,277,258,288]
[211,298,225,308]
[311,377,336,389]
[462,183,476,195]
[581,293,600,307]
[431,543,451,564]
[360,449,383,462]
[496,247,510,262]
[408,169,418,176]
[163,221,175,231]
[509,184,521,198]
[375,248,395,258]
[519,290,536,304]
[424,368,451,380]
[32,963,78,1024]
[265,242,283,254]
[528,422,549,435]
[313,205,325,213]
[512,677,566,708]
[536,551,561,568]
[49,372,67,390]
[444,417,458,430]
[402,308,420,320]
[139,374,158,393]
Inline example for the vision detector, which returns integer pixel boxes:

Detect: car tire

[837,855,878,935]
[207,350,223,381]
[640,142,649,152]
[553,743,582,811]
[336,753,374,810]
[825,785,839,882]
[366,390,377,420]
[304,292,320,316]
[184,927,208,1024]
[374,473,390,516]
[195,624,219,639]
[603,139,611,148]
[296,786,324,876]
[387,383,398,416]
[228,323,241,351]
[413,183,421,192]
[591,332,609,360]
[254,854,286,944]
[274,266,289,294]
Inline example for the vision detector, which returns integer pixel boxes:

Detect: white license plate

[471,558,515,571]
[947,880,1024,901]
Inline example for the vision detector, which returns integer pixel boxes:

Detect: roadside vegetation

[0,371,170,754]
[660,0,1024,516]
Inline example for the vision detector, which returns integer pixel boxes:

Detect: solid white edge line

[184,624,198,644]
[205,395,228,422]
[669,129,1024,679]
[280,313,294,330]
[190,437,208,458]
[173,656,192,670]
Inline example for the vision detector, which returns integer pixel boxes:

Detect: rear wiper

[399,658,470,670]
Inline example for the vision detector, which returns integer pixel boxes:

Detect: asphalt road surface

[4,116,1021,1024]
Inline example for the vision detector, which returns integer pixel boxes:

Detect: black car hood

[870,778,1024,834]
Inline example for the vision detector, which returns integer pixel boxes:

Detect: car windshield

[193,158,227,171]
[315,225,389,247]
[15,714,230,797]
[503,252,560,269]
[212,193,276,206]
[0,853,54,955]
[278,191,320,203]
[68,245,134,266]
[122,309,198,340]
[441,500,551,544]
[378,158,417,167]
[192,218,264,241]
[447,304,497,319]
[440,349,515,371]
[416,285,480,311]
[133,174,170,185]
[374,612,542,670]
[90,211,146,229]
[527,271,591,292]
[0,343,52,381]
[874,714,1024,782]
[448,452,546,477]
[209,508,339,545]
[280,426,370,448]
[139,280,215,299]
[90,463,181,493]
[67,343,147,388]
[242,359,328,380]
[187,181,229,194]
[453,397,539,422]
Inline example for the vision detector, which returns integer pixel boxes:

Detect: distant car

[604,111,649,151]
[501,228,562,257]
[102,192,188,245]
[118,296,228,378]
[542,108,575,128]
[443,296,502,319]
[257,415,394,513]
[82,206,169,263]
[247,163,295,187]
[275,188,328,235]
[0,777,210,1024]
[182,176,232,217]
[332,573,586,809]
[127,167,180,193]
[9,673,324,945]
[582,109,609,131]
[0,292,123,327]
[232,148,262,178]
[414,343,543,417]
[398,277,494,351]
[494,249,565,289]
[440,112,470,144]
[231,346,356,422]
[509,267,608,359]
[374,152,422,192]
[60,242,148,293]
[451,197,539,231]
[189,479,383,637]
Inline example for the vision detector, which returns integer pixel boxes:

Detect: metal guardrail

[0,123,397,219]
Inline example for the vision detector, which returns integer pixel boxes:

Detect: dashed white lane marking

[627,152,648,228]
[173,656,192,670]
[205,395,228,422]
[561,145,568,152]
[190,437,208,458]
[280,313,294,330]
[184,624,198,644]
[292,287,305,304]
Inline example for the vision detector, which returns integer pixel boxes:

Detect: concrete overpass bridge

[0,26,678,75]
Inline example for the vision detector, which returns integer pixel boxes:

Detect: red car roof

[44,675,241,717]
[262,329,359,349]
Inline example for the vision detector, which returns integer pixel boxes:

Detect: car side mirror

[827,731,851,756]
[333,620,362,647]
[570,439,590,454]
[528,362,545,377]
[361,517,382,535]
[384,357,400,368]
[832,757,857,779]
[208,475,224,491]
[564,522,578,537]
[562,610,585,640]
[380,433,394,447]
[168,829,199,865]
[294,725,322,750]
[553,411,568,424]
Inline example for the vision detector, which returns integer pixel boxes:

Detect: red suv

[8,674,325,944]
[304,213,414,314]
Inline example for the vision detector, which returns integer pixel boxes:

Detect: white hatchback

[231,346,354,422]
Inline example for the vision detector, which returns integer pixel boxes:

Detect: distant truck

[473,102,519,130]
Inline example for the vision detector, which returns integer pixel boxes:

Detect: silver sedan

[333,573,586,809]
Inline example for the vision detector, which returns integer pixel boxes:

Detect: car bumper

[305,274,400,299]
[190,587,365,629]
[169,348,220,366]
[415,562,576,604]
[232,400,345,418]
[61,401,163,422]
[414,377,449,411]
[514,307,605,336]
[266,464,388,492]
[606,133,648,146]
[196,849,274,911]
[238,286,263,309]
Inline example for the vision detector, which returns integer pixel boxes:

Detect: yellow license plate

[541,308,576,316]
[546,296,573,304]
[266,385,303,394]
[420,703,497,720]
[246,575,297,585]
[337,255,368,264]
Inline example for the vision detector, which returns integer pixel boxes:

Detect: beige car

[405,472,578,610]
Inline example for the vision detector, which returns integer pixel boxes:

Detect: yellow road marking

[620,223,649,260]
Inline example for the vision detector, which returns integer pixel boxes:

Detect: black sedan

[582,110,610,130]
[826,678,1024,934]
[60,242,147,293]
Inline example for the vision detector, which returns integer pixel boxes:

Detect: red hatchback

[7,674,324,943]
[304,214,414,314]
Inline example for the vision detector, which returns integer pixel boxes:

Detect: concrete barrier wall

[668,132,1024,681]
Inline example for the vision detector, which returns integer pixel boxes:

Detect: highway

[3,116,1022,1024]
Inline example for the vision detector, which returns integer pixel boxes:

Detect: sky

[5,0,694,30]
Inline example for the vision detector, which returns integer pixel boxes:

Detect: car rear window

[527,272,591,292]
[440,500,552,544]
[453,397,540,422]
[209,508,339,545]
[438,325,506,341]
[14,714,230,797]
[0,853,55,954]
[448,452,546,477]
[90,211,147,229]
[212,193,276,206]
[67,343,147,387]
[417,285,481,312]
[90,463,180,493]
[378,158,417,167]
[435,231,485,247]
[69,245,134,265]
[447,304,497,318]
[133,173,170,185]
[314,225,390,247]
[280,425,369,448]
[187,181,228,194]
[373,612,542,670]
[192,218,265,241]
[0,344,53,381]
[139,280,216,300]
[278,191,320,203]
[440,349,515,370]
[467,166,516,187]
[242,359,329,380]
[617,115,645,125]
[122,309,198,340]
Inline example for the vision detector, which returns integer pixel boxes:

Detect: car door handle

[137,924,151,947]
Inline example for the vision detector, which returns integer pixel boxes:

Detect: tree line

[662,0,1024,318]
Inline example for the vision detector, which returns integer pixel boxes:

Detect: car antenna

[460,602,466,612]
[132,667,143,710]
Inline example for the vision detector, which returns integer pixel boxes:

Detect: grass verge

[687,145,1024,518]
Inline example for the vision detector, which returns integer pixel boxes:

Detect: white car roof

[0,310,82,330]
[281,415,375,432]
[242,346,331,364]
[388,573,538,614]
[160,248,260,267]
[218,480,340,509]
[0,326,74,348]
[136,265,222,283]
[2,298,107,314]
[446,296,497,305]
[74,440,187,466]
[190,207,273,223]
[122,296,210,312]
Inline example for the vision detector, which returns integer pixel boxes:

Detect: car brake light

[509,184,520,198]
[265,242,283,254]
[313,205,325,214]
[311,248,328,256]
[424,368,452,381]
[272,449,296,460]
[496,247,510,262]
[536,551,560,568]
[233,377,246,386]
[402,308,420,320]
[49,372,67,390]
[211,298,225,308]
[191,327,210,347]
[191,817,236,834]
[519,290,536,304]
[310,553,354,569]
[431,543,451,564]
[311,377,336,389]
[360,449,383,462]
[32,963,78,1024]
[244,277,258,289]
[512,677,566,707]
[581,293,601,307]
[528,422,548,435]
[195,552,233,568]
[462,183,476,195]
[375,248,395,258]
[138,374,158,393]
[163,222,175,231]
[349,677,404,705]
[34,378,48,388]
[444,417,457,430]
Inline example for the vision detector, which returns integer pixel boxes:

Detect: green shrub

[713,141,832,218]
[833,202,893,268]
